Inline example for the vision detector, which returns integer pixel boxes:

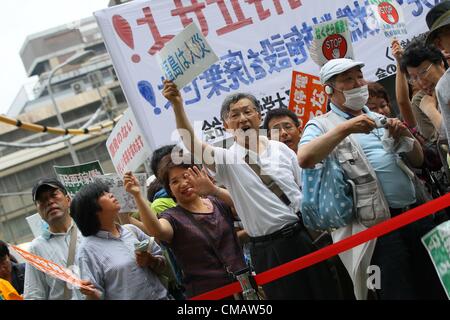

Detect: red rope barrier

[190,193,450,300]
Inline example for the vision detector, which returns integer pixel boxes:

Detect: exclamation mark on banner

[138,81,161,115]
[112,15,141,63]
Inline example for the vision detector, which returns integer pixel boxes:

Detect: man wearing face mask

[298,58,446,300]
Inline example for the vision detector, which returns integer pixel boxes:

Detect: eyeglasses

[408,63,433,84]
[227,108,258,121]
[270,122,297,133]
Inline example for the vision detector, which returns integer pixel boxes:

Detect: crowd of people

[1,2,450,301]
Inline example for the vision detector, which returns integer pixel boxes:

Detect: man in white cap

[298,58,445,300]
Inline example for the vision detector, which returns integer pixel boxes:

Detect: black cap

[426,1,450,44]
[32,178,67,202]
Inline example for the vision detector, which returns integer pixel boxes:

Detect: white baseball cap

[319,58,365,84]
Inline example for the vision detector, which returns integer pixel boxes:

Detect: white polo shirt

[211,136,302,237]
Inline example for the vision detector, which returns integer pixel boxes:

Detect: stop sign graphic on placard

[378,2,399,25]
[322,34,348,60]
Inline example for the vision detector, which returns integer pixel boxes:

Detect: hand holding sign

[162,80,183,108]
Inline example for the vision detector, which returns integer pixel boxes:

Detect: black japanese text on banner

[94,0,435,149]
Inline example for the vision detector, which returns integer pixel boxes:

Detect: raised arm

[124,172,174,243]
[392,39,418,128]
[419,94,443,132]
[298,115,377,168]
[162,80,216,171]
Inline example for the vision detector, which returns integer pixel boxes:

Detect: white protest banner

[94,0,435,148]
[26,213,49,239]
[94,173,147,213]
[54,161,104,197]
[156,22,219,89]
[310,18,354,67]
[106,108,150,176]
[10,245,88,290]
[368,0,408,38]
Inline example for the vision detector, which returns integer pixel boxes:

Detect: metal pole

[47,67,80,165]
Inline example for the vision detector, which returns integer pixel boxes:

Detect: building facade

[0,16,129,244]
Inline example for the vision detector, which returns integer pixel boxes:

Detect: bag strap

[314,111,390,209]
[180,208,234,278]
[63,223,78,300]
[243,152,291,207]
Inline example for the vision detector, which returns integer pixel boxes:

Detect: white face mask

[342,85,369,111]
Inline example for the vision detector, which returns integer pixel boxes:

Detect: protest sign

[106,108,150,176]
[422,221,450,299]
[10,245,88,290]
[368,0,408,38]
[54,161,104,197]
[94,173,147,213]
[156,22,219,89]
[26,213,49,239]
[310,18,354,66]
[288,71,327,128]
[95,0,435,148]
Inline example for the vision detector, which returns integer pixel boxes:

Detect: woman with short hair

[70,181,170,300]
[124,155,246,299]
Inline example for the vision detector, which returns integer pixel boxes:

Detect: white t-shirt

[211,136,302,237]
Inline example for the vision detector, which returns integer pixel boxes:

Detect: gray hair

[220,92,261,121]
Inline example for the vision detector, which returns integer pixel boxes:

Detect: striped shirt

[76,224,169,300]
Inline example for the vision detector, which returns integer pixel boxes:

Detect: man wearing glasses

[162,80,340,300]
[23,178,83,300]
[262,108,303,154]
[298,58,446,299]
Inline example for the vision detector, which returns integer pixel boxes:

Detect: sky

[0,0,110,115]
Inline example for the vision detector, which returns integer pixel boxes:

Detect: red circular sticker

[322,34,348,60]
[378,2,399,25]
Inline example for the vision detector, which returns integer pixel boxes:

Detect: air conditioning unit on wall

[71,81,85,94]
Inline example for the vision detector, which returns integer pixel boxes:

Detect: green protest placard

[54,161,104,197]
[422,221,450,299]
